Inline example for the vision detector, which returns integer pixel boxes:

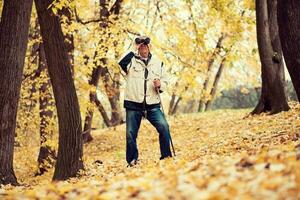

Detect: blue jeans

[126,108,172,164]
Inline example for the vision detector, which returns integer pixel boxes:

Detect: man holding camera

[118,36,173,166]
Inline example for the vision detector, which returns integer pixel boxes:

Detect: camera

[135,37,150,45]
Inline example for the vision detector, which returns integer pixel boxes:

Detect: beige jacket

[125,55,167,105]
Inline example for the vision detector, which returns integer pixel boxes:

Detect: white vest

[125,55,167,105]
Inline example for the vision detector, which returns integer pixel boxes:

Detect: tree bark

[83,0,123,138]
[98,0,123,126]
[24,18,56,175]
[35,0,83,181]
[172,97,182,115]
[95,94,112,127]
[205,57,227,111]
[198,34,225,112]
[168,93,176,115]
[36,43,56,176]
[83,67,102,143]
[21,20,40,137]
[59,7,75,77]
[252,0,289,115]
[278,0,300,100]
[0,0,33,185]
[103,73,122,126]
[168,82,179,115]
[169,96,182,115]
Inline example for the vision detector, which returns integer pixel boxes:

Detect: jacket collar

[134,53,152,66]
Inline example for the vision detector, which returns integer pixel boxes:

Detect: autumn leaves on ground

[1,103,299,199]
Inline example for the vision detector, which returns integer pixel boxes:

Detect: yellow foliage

[7,2,266,198]
[4,103,300,199]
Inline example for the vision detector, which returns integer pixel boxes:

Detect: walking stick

[156,87,176,157]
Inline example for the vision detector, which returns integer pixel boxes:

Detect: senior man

[118,36,173,166]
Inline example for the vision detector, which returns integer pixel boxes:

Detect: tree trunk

[22,20,40,137]
[0,0,33,186]
[83,108,94,143]
[36,43,56,176]
[205,57,226,111]
[83,0,123,137]
[171,97,182,115]
[169,96,181,115]
[60,7,75,77]
[168,93,176,115]
[168,82,179,115]
[83,67,102,143]
[109,0,124,125]
[35,0,83,181]
[95,94,112,127]
[252,0,289,115]
[198,34,225,112]
[103,73,122,126]
[278,0,300,100]
[182,100,191,113]
[24,18,56,176]
[98,0,123,126]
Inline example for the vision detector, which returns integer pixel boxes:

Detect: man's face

[138,44,149,58]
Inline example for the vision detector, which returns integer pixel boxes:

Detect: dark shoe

[127,159,138,167]
[159,155,172,160]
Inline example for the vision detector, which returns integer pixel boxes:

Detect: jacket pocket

[150,69,161,80]
[130,65,143,78]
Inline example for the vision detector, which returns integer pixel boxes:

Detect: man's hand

[135,43,142,51]
[153,79,161,90]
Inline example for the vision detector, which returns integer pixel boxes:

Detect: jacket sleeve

[159,62,168,93]
[118,51,135,73]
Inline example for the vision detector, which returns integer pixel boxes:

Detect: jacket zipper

[143,67,148,118]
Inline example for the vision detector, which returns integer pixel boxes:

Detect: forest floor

[2,103,300,199]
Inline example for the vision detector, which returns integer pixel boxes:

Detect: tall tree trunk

[168,82,179,115]
[35,0,83,181]
[109,0,123,125]
[168,93,176,115]
[36,43,56,176]
[198,34,225,112]
[60,8,75,77]
[26,18,56,175]
[182,100,191,113]
[83,67,102,143]
[22,21,40,137]
[205,57,226,111]
[268,0,286,101]
[169,82,184,115]
[82,1,108,137]
[98,0,123,126]
[83,108,94,143]
[0,0,33,186]
[103,73,122,126]
[278,0,300,100]
[95,94,112,126]
[171,97,182,115]
[252,0,289,115]
[83,0,123,138]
